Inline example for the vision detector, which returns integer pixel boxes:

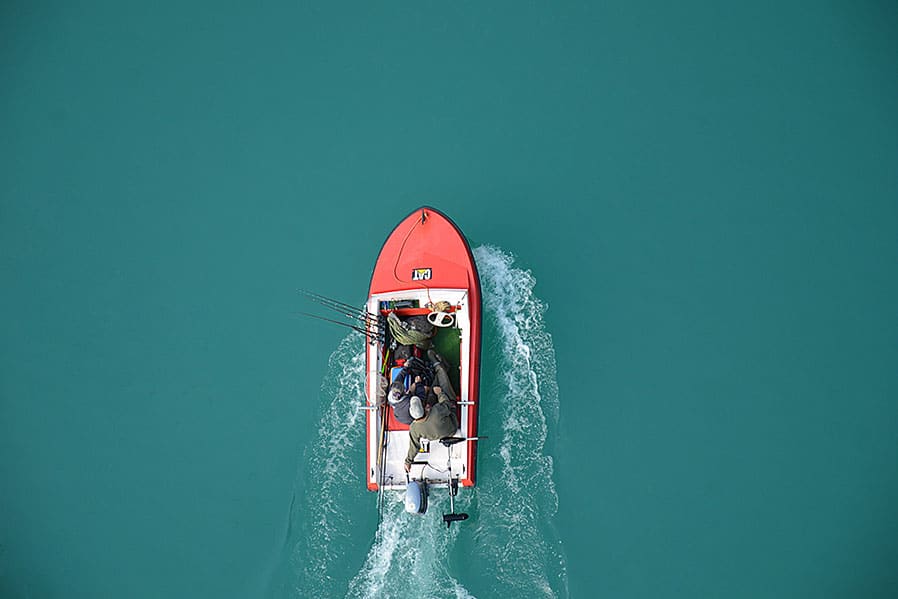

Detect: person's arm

[407,374,422,396]
[432,386,456,409]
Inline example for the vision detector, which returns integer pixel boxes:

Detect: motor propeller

[443,461,468,528]
[443,513,469,526]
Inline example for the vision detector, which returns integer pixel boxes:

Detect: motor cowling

[404,480,428,515]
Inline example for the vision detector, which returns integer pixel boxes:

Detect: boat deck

[383,321,461,432]
[366,289,476,491]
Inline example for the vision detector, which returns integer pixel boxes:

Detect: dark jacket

[391,394,414,425]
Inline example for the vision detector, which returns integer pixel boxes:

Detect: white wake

[471,245,568,599]
[289,245,567,599]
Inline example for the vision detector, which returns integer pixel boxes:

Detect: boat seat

[390,366,409,387]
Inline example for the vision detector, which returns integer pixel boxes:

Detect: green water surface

[2,1,897,597]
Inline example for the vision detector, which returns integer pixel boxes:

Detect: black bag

[403,356,434,387]
[405,315,435,337]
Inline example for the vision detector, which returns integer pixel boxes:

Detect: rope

[390,209,434,306]
[427,300,452,313]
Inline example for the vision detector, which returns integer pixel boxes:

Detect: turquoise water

[2,2,897,597]
[281,247,564,598]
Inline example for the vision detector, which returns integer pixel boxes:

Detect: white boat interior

[365,288,475,492]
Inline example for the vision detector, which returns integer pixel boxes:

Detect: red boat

[364,207,481,524]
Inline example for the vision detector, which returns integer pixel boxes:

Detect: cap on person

[409,396,424,420]
[387,381,405,404]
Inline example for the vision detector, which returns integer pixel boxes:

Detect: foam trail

[286,245,566,598]
[346,495,474,599]
[288,333,368,598]
[471,245,569,599]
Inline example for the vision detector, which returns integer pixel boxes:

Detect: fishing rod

[295,311,381,341]
[305,295,376,322]
[298,288,363,313]
[301,297,378,327]
[298,289,379,325]
[376,401,389,526]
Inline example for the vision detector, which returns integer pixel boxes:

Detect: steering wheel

[427,311,455,328]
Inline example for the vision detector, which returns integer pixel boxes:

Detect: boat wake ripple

[346,495,475,599]
[287,334,368,598]
[285,245,566,599]
[470,245,568,599]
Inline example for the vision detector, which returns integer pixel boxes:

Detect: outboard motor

[404,480,428,515]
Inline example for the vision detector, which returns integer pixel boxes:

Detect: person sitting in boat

[387,375,426,426]
[426,349,456,405]
[394,350,456,409]
[403,350,459,471]
[387,352,446,423]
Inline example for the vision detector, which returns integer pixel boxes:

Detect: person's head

[409,396,425,420]
[387,381,405,404]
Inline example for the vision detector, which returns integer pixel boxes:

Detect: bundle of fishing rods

[297,289,385,344]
